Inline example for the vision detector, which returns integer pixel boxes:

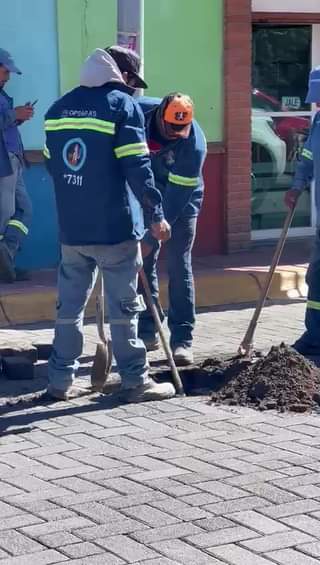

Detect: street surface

[1,301,320,563]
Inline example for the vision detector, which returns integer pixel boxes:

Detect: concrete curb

[0,266,307,327]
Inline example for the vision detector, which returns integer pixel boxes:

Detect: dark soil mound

[204,343,320,412]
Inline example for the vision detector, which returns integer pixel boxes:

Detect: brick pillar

[224,0,252,252]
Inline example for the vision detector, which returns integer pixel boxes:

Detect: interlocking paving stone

[37,532,80,548]
[21,517,95,537]
[280,515,320,538]
[148,496,211,521]
[150,539,226,564]
[204,496,270,515]
[241,531,317,553]
[228,510,289,534]
[0,530,44,555]
[0,549,69,564]
[260,500,320,519]
[61,542,104,558]
[297,542,320,558]
[266,548,320,564]
[96,534,159,562]
[0,514,44,531]
[186,525,259,548]
[3,304,320,563]
[209,544,275,564]
[193,517,234,531]
[132,522,204,543]
[122,504,180,527]
[196,481,249,499]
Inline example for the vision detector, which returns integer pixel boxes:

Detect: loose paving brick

[209,543,275,564]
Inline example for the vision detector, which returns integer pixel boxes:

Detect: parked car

[252,109,286,178]
[252,89,310,160]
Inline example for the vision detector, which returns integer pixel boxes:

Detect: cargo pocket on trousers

[121,294,146,314]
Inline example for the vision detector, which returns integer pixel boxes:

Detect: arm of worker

[0,101,33,130]
[114,97,167,230]
[285,114,317,209]
[162,141,207,226]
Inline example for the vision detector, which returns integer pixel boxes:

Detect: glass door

[251,24,319,239]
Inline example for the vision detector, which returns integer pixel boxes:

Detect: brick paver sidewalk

[1,301,320,563]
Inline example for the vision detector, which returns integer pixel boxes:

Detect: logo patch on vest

[63,138,87,172]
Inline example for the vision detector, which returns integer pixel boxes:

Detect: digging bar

[239,205,296,357]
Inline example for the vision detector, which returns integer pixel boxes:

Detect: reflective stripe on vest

[43,144,51,159]
[114,142,149,159]
[168,172,199,187]
[44,117,115,135]
[307,300,320,310]
[7,220,29,235]
[301,148,313,161]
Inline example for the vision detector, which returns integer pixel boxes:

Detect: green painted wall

[144,0,223,142]
[57,0,117,93]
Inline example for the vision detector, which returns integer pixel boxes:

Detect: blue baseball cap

[306,66,320,103]
[0,49,21,74]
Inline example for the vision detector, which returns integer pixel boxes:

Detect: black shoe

[0,242,15,283]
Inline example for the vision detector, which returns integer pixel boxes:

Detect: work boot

[46,383,91,401]
[0,242,15,283]
[142,335,161,352]
[172,345,194,366]
[121,378,175,403]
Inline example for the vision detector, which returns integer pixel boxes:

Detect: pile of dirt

[205,343,320,412]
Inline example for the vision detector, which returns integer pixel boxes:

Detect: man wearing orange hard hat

[137,92,207,366]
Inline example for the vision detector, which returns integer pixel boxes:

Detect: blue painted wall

[16,166,59,270]
[1,0,60,269]
[0,0,60,149]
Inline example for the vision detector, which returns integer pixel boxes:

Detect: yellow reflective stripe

[44,118,115,135]
[0,235,3,240]
[7,220,28,235]
[302,148,313,161]
[307,300,320,310]
[115,142,149,158]
[168,173,199,187]
[43,144,50,159]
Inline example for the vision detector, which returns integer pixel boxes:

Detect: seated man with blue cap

[285,66,320,355]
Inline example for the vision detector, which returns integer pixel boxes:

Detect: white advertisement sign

[253,0,320,12]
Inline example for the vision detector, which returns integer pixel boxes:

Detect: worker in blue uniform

[137,93,207,365]
[285,66,320,356]
[44,46,174,402]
